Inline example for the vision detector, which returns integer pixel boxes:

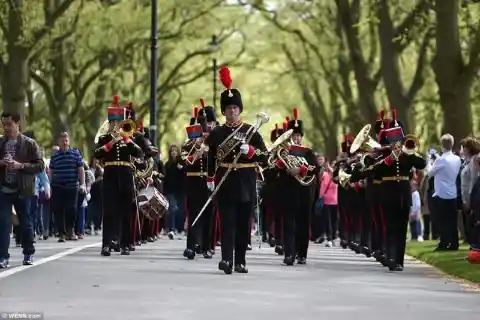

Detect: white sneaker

[417,236,424,242]
[325,241,333,248]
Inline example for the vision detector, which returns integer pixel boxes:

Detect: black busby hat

[199,98,217,122]
[374,108,392,136]
[287,108,304,136]
[387,108,403,130]
[189,107,207,131]
[219,66,243,114]
[341,134,354,154]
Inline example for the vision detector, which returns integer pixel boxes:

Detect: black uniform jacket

[205,122,267,203]
[94,133,143,162]
[378,152,426,206]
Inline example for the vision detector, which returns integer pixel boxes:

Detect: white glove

[86,193,91,201]
[207,181,215,192]
[79,184,87,195]
[239,143,250,155]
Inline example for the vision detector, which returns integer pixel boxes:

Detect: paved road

[0,236,479,320]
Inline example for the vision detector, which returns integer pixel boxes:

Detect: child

[410,181,423,241]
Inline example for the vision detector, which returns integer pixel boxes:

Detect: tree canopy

[0,0,479,159]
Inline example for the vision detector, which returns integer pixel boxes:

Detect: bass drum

[137,186,169,220]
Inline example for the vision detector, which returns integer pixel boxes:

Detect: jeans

[0,191,35,259]
[28,195,40,236]
[166,193,185,232]
[75,193,86,235]
[409,220,422,239]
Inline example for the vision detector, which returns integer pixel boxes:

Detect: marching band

[92,66,426,275]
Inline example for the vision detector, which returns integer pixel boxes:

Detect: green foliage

[1,0,480,160]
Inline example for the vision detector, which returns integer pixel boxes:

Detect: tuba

[350,124,382,154]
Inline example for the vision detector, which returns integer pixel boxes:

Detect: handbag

[315,178,333,215]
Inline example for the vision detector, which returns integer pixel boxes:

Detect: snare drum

[137,186,169,220]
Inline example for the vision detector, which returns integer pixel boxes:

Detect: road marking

[0,242,101,280]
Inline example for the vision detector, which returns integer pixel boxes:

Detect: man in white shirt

[427,134,461,250]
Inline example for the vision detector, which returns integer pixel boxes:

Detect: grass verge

[405,240,480,284]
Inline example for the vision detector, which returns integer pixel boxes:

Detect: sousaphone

[350,124,381,154]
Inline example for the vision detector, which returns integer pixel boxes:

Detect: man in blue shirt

[49,132,85,242]
[427,134,462,251]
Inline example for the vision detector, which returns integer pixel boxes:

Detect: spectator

[49,132,85,242]
[409,181,422,241]
[427,134,461,251]
[459,137,480,245]
[86,157,103,235]
[163,145,186,240]
[0,111,45,267]
[318,158,338,247]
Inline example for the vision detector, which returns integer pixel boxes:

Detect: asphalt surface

[0,235,478,320]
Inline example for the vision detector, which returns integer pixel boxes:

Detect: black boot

[283,256,294,266]
[121,246,130,255]
[183,248,196,260]
[275,245,284,255]
[203,250,213,259]
[218,260,232,274]
[234,264,248,273]
[101,246,111,256]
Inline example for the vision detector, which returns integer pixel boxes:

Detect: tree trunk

[2,5,29,128]
[433,0,473,141]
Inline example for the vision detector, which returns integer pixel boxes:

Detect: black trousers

[370,197,386,253]
[102,166,135,248]
[51,186,78,236]
[186,193,214,251]
[435,197,459,249]
[383,196,410,266]
[217,200,252,265]
[282,192,311,259]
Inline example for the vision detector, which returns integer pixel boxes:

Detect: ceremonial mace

[191,112,270,227]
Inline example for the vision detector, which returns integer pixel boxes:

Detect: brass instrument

[113,119,136,138]
[402,134,420,155]
[350,124,381,154]
[181,138,209,165]
[338,169,352,188]
[266,129,293,168]
[267,129,315,186]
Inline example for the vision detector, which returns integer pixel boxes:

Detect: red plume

[379,108,385,120]
[193,107,199,118]
[285,116,290,122]
[200,98,205,108]
[283,122,288,131]
[392,108,397,120]
[275,123,278,130]
[293,108,299,120]
[113,95,119,107]
[219,66,232,90]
